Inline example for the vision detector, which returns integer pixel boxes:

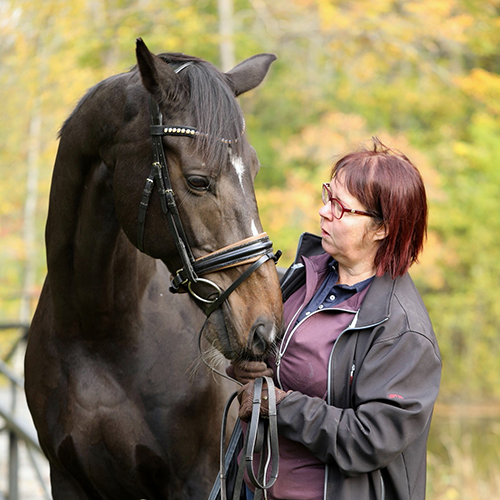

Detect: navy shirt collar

[296,258,374,323]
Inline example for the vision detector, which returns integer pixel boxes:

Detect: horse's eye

[187,175,210,192]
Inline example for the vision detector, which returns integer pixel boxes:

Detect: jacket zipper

[275,307,302,390]
[323,314,389,499]
[326,311,359,405]
[276,307,358,390]
[326,313,389,403]
[380,471,386,500]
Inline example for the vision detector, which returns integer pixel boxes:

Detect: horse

[24,38,283,500]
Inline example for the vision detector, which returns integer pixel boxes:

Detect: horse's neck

[47,157,154,339]
[75,163,145,330]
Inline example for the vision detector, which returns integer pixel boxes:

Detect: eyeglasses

[322,183,376,220]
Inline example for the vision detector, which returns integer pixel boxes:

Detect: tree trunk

[218,0,235,71]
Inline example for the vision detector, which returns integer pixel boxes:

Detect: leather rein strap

[136,62,280,315]
[211,376,279,500]
[243,376,279,495]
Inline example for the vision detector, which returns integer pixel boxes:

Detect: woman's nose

[319,202,332,219]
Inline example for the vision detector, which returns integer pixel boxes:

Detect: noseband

[136,63,280,316]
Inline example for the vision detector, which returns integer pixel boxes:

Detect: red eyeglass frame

[322,183,377,220]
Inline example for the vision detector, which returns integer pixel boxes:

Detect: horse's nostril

[249,321,274,356]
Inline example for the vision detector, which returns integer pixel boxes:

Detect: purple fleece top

[245,254,372,500]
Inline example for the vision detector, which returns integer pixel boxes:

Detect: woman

[230,138,442,500]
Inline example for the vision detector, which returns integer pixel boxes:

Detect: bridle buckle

[187,278,222,304]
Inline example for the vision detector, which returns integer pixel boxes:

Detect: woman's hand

[237,380,289,422]
[226,360,273,384]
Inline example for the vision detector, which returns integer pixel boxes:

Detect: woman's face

[319,173,385,277]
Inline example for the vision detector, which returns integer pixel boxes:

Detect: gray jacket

[277,233,442,500]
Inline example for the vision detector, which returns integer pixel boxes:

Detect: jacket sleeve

[275,329,441,476]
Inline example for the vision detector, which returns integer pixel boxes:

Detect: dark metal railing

[0,324,51,500]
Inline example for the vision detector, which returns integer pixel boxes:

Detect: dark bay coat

[276,233,442,500]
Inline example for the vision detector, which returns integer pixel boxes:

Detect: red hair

[331,138,427,278]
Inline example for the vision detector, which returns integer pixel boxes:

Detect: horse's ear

[224,53,277,96]
[135,38,184,104]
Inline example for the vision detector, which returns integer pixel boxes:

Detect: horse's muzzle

[247,318,276,358]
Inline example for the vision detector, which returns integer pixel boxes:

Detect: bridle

[136,61,281,316]
[138,62,281,500]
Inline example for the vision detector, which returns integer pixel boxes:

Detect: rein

[195,318,279,499]
[209,377,279,500]
[136,62,280,316]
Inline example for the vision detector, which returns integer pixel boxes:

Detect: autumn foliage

[1,0,500,405]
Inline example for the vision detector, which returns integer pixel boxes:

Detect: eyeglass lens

[321,184,329,205]
[322,184,343,219]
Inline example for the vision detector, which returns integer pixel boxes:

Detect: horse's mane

[59,52,245,168]
[158,52,245,166]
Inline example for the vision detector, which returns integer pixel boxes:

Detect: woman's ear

[372,222,388,242]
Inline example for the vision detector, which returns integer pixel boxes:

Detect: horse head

[113,39,283,361]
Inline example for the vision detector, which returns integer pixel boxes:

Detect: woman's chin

[321,238,334,257]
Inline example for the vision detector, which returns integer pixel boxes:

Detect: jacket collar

[304,253,397,328]
[356,273,395,328]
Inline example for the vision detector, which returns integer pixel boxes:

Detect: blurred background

[1,0,500,498]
